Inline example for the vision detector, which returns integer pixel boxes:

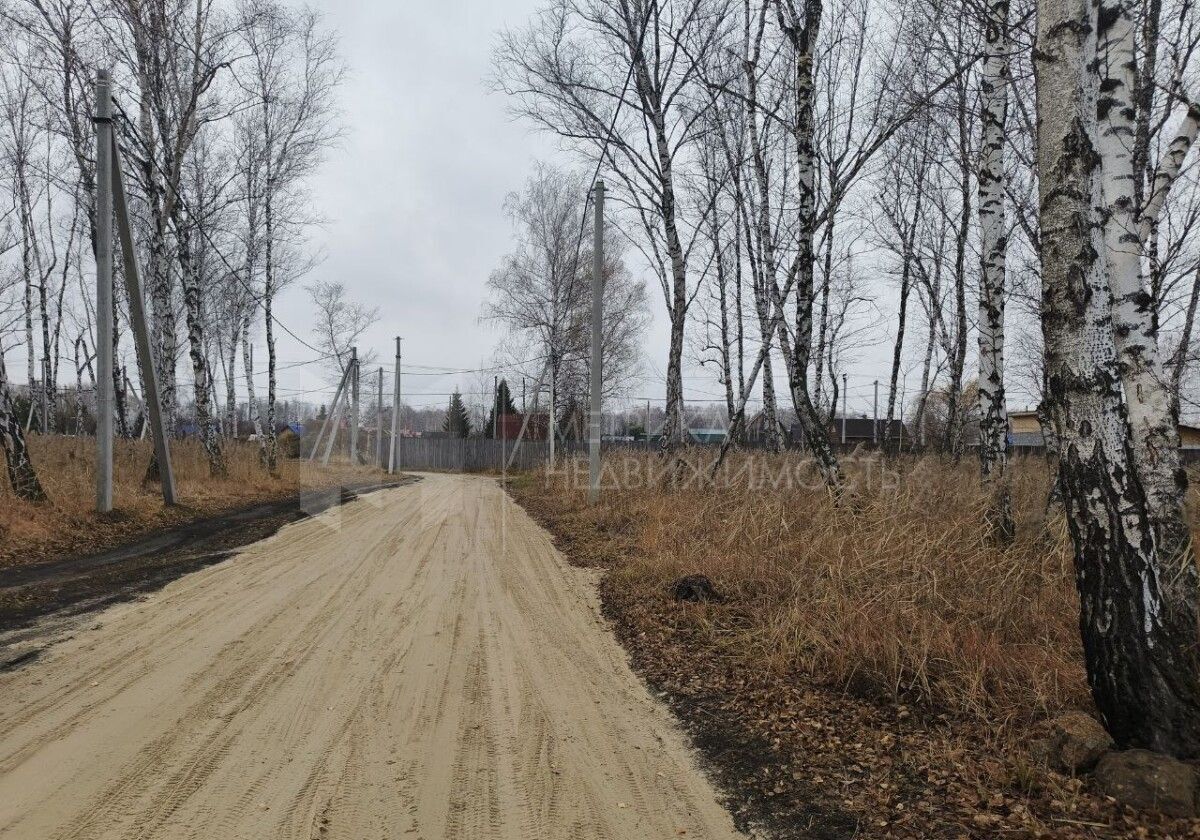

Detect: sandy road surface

[0,473,746,840]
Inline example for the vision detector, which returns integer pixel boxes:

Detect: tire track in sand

[0,473,748,840]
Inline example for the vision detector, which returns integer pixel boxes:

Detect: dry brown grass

[513,453,1200,836]
[518,451,1122,726]
[0,435,381,567]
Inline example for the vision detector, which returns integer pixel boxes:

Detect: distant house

[745,410,788,445]
[647,424,728,445]
[977,410,1200,452]
[688,427,728,445]
[793,416,908,447]
[1006,410,1045,448]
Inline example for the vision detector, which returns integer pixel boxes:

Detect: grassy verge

[509,452,1199,839]
[0,436,382,568]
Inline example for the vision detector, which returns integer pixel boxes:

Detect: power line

[110,101,329,359]
[568,1,655,279]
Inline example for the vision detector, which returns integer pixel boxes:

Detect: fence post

[111,130,177,504]
[95,70,114,514]
[588,180,605,504]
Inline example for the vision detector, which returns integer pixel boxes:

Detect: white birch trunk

[1096,0,1186,562]
[977,0,1014,541]
[1037,0,1200,756]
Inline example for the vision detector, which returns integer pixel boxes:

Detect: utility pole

[111,126,176,505]
[873,379,880,445]
[493,375,498,439]
[522,377,526,414]
[548,363,556,467]
[841,373,847,445]
[646,399,651,446]
[310,359,351,461]
[376,367,384,467]
[389,337,401,473]
[349,346,359,463]
[40,359,48,434]
[246,343,254,438]
[95,70,114,514]
[588,180,605,504]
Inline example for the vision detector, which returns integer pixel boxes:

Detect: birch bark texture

[1036,0,1200,757]
[976,0,1014,542]
[1096,0,1186,562]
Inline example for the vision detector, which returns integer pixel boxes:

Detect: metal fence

[392,438,590,473]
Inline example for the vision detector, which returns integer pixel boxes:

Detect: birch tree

[495,0,732,453]
[236,0,341,472]
[485,165,649,410]
[976,0,1014,541]
[1036,0,1200,757]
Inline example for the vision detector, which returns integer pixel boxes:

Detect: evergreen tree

[484,379,519,438]
[443,389,472,438]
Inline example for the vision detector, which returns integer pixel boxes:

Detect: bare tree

[485,164,649,409]
[1036,0,1200,757]
[976,0,1014,541]
[307,279,378,378]
[0,348,45,501]
[235,0,342,471]
[495,0,732,453]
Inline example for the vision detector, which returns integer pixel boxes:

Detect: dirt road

[0,473,746,840]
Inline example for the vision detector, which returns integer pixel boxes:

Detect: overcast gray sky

[269,0,994,420]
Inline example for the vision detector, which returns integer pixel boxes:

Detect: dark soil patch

[0,478,416,633]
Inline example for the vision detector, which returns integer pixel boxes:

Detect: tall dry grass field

[0,435,380,567]
[516,450,1184,728]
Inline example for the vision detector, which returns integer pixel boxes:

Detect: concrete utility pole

[310,360,351,460]
[111,130,176,505]
[389,337,401,473]
[493,375,498,439]
[841,373,847,445]
[40,360,48,433]
[873,379,880,445]
[349,346,359,463]
[95,70,114,514]
[588,180,605,504]
[376,367,384,467]
[548,363,556,467]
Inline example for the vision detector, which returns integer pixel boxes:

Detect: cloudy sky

[267,0,972,421]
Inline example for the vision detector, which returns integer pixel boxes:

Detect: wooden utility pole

[112,130,176,505]
[389,337,401,473]
[349,346,359,463]
[95,70,114,514]
[588,180,605,504]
